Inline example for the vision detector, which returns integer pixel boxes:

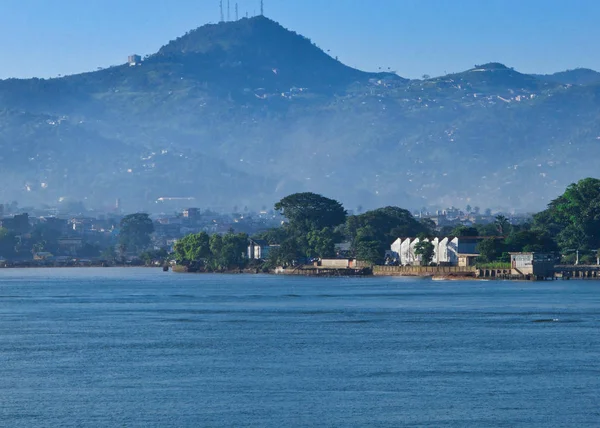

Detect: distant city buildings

[0,198,283,263]
[182,208,200,219]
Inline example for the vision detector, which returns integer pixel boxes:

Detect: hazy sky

[0,0,598,80]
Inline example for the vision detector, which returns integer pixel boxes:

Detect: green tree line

[174,230,248,271]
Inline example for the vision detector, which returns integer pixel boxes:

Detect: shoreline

[0,265,594,281]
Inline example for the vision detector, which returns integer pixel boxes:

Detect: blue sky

[1,0,598,79]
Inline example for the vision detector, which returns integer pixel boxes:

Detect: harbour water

[0,268,599,427]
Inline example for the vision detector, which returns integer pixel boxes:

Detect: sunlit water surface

[0,268,599,427]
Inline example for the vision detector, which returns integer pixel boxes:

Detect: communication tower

[219,0,224,22]
[260,0,264,15]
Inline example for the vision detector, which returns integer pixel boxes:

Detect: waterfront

[1,268,599,427]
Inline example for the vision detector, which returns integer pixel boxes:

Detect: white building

[390,236,471,266]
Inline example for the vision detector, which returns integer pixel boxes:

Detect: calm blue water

[0,268,599,427]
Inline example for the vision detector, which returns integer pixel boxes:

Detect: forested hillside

[1,16,600,212]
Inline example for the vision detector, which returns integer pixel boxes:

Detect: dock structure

[274,260,600,280]
[554,265,600,279]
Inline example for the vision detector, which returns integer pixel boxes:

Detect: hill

[1,17,600,212]
[153,16,401,91]
[533,68,600,85]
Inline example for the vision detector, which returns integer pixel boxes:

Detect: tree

[419,218,437,235]
[101,246,117,262]
[116,243,127,264]
[119,213,154,253]
[140,248,169,266]
[272,193,346,261]
[466,204,472,213]
[220,232,248,268]
[253,227,289,245]
[275,192,347,232]
[208,234,223,270]
[504,230,557,253]
[476,238,504,263]
[414,239,435,266]
[266,239,300,268]
[0,227,16,259]
[206,232,248,270]
[174,232,210,265]
[533,178,600,251]
[476,223,500,237]
[347,206,427,250]
[30,222,62,254]
[306,227,335,258]
[451,225,479,237]
[495,214,511,235]
[78,243,100,258]
[355,240,382,265]
[3,213,30,235]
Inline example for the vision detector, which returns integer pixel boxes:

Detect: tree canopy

[275,192,347,232]
[414,239,435,266]
[272,192,345,260]
[451,225,479,237]
[0,228,17,259]
[119,213,154,253]
[174,232,211,265]
[346,206,427,246]
[533,178,600,251]
[345,206,428,263]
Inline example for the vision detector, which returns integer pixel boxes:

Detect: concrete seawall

[373,266,476,277]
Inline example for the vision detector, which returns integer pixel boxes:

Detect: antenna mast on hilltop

[227,0,230,21]
[260,0,264,15]
[219,0,224,22]
[235,3,239,20]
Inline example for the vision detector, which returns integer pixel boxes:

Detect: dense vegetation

[169,178,600,269]
[174,231,248,271]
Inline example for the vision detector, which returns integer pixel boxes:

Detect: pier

[554,265,600,279]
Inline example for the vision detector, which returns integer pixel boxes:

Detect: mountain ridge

[0,17,600,212]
